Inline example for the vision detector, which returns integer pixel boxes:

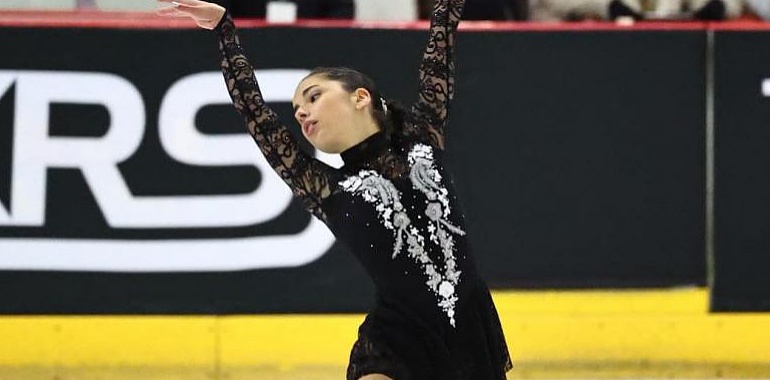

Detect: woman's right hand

[156,0,226,30]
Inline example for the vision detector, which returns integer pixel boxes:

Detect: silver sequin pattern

[340,144,465,326]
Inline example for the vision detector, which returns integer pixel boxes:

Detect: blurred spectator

[419,0,528,20]
[356,0,419,21]
[211,0,354,19]
[530,0,744,21]
[530,0,641,21]
[1,0,79,10]
[746,0,770,20]
[649,0,744,20]
[76,0,96,9]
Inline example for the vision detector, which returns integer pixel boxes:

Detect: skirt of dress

[346,280,512,380]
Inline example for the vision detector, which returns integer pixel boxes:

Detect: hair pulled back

[306,67,406,140]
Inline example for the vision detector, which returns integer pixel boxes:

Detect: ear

[352,88,373,110]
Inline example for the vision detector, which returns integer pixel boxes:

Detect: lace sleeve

[406,0,465,150]
[215,14,334,222]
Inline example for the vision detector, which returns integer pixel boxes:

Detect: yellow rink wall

[1,288,770,379]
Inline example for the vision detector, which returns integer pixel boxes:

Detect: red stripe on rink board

[0,10,768,31]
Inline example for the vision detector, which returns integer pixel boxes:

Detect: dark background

[0,26,710,314]
[713,31,770,312]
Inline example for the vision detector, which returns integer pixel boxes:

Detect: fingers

[155,0,224,28]
[155,6,187,17]
[155,0,199,12]
[155,0,198,17]
[156,0,202,6]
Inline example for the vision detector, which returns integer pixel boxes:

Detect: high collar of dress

[340,131,391,168]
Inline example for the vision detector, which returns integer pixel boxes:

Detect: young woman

[158,0,512,378]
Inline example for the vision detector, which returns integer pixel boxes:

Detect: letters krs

[0,70,311,228]
[0,70,336,272]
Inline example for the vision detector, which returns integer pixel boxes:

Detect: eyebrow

[292,84,320,111]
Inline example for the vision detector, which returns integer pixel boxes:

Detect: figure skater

[157,0,512,378]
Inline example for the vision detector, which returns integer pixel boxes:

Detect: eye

[310,92,320,102]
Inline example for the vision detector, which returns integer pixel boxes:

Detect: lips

[302,120,318,136]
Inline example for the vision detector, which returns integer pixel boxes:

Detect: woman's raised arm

[157,0,335,222]
[407,0,465,150]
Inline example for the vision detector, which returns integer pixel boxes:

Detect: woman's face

[292,75,373,153]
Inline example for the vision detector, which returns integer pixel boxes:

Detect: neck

[340,129,390,166]
[339,117,381,152]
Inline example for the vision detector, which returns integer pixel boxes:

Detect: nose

[295,107,308,123]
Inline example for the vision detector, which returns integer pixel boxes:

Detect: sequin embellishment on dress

[340,144,465,326]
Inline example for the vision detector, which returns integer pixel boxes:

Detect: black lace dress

[215,0,512,378]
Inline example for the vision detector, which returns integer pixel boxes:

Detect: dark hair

[306,67,406,140]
